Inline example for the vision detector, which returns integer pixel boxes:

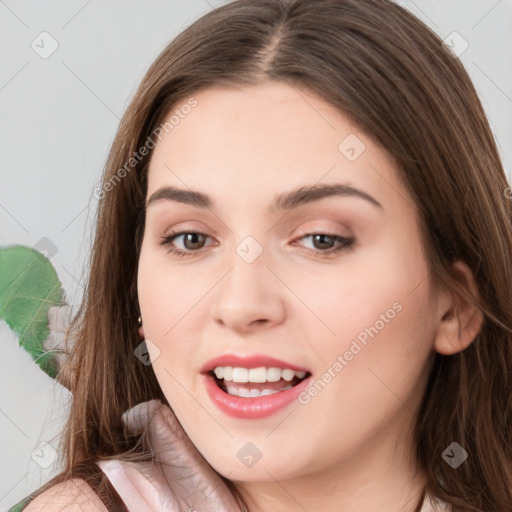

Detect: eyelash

[158,230,355,259]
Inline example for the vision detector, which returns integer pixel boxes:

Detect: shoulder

[22,478,108,512]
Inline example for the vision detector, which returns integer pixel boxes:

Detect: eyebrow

[145,183,383,212]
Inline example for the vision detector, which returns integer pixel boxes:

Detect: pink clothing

[421,493,452,512]
[97,400,452,512]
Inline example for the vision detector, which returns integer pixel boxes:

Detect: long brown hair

[22,0,512,510]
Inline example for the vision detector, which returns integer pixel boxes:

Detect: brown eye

[159,231,213,257]
[295,232,355,257]
[180,232,207,250]
[311,234,337,250]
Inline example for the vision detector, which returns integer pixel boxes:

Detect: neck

[232,414,428,512]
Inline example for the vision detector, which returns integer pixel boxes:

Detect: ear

[138,325,145,339]
[433,260,484,356]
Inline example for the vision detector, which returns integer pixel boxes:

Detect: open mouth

[208,369,311,398]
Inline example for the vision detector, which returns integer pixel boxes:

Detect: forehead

[152,81,358,154]
[146,81,410,216]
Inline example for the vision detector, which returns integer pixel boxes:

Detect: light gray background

[1,0,511,509]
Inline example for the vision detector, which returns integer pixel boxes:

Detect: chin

[204,448,308,483]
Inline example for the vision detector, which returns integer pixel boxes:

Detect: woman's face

[137,81,442,483]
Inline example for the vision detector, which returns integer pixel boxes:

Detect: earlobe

[138,315,145,339]
[433,260,484,356]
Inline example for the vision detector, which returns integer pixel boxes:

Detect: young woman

[16,0,512,510]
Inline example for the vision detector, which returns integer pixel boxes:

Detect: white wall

[1,0,511,509]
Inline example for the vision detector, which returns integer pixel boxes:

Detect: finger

[122,399,165,434]
[147,406,246,510]
[148,403,205,466]
[120,401,245,510]
[98,458,205,512]
[122,401,201,476]
[97,459,171,512]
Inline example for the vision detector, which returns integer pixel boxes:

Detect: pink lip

[203,372,312,419]
[200,353,310,373]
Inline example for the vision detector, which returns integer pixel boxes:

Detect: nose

[211,246,286,333]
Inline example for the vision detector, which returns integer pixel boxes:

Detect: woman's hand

[97,399,246,512]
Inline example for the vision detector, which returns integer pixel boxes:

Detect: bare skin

[136,81,483,512]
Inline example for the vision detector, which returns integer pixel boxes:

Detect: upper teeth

[213,366,307,383]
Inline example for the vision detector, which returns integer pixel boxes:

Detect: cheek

[137,219,435,371]
[301,240,436,393]
[296,239,429,340]
[334,240,435,384]
[137,248,183,345]
[137,247,214,368]
[138,243,189,320]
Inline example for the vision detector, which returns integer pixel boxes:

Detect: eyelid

[158,228,355,259]
[160,230,216,250]
[293,222,353,238]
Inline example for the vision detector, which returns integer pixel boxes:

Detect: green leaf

[0,245,64,378]
[7,495,33,512]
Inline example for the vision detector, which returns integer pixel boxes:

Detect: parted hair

[20,1,512,511]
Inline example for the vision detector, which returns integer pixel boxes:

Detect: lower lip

[203,373,312,419]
